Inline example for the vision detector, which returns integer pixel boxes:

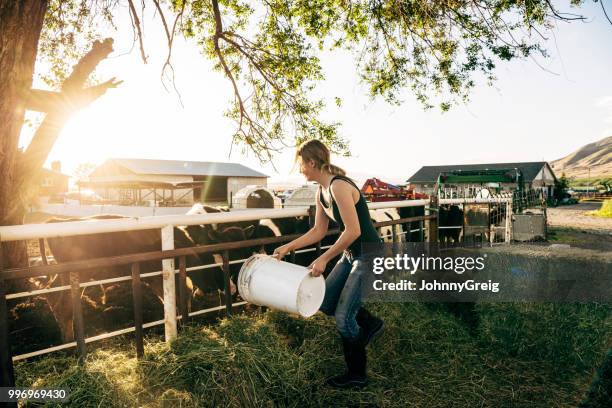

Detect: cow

[437,205,463,244]
[42,213,251,342]
[397,205,426,242]
[369,209,401,243]
[186,203,338,270]
[264,212,342,269]
[184,204,276,281]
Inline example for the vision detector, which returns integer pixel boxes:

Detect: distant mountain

[551,136,612,179]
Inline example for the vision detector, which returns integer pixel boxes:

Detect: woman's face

[298,156,318,181]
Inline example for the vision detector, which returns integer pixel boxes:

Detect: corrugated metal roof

[407,162,553,183]
[107,158,268,178]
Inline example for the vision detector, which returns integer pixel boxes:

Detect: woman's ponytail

[322,163,346,176]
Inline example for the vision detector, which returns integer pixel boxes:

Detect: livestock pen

[0,198,443,389]
[3,196,607,408]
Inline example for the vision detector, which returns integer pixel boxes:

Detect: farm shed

[407,162,557,198]
[83,158,268,206]
[39,161,69,200]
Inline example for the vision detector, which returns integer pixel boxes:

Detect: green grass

[588,200,612,218]
[548,229,580,244]
[14,303,612,407]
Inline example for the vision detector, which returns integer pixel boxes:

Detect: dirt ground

[484,202,612,263]
[546,202,612,234]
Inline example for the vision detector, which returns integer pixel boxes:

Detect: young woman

[273,140,384,389]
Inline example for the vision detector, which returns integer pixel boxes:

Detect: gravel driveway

[546,202,612,234]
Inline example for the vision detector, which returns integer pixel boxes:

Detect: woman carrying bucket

[273,139,384,389]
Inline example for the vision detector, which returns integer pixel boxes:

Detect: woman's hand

[308,256,328,277]
[272,244,291,260]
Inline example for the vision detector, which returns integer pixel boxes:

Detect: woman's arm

[309,180,361,276]
[272,195,329,259]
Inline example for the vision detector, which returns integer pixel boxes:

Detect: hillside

[552,136,612,178]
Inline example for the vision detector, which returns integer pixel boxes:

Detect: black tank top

[319,175,381,256]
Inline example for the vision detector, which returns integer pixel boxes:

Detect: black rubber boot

[325,335,368,389]
[356,307,384,347]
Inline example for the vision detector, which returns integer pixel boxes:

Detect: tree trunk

[0,1,49,268]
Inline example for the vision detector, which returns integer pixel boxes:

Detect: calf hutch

[282,185,319,207]
[81,158,268,207]
[408,162,557,199]
[231,185,282,209]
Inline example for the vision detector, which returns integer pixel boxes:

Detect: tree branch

[61,38,114,92]
[127,0,148,63]
[23,39,117,175]
[23,78,122,113]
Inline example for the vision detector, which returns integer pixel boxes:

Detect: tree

[554,172,570,201]
[0,0,608,267]
[73,162,97,183]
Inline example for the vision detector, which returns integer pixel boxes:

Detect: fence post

[461,203,466,245]
[161,225,177,342]
[38,238,48,265]
[308,205,321,256]
[308,205,316,228]
[419,218,424,242]
[178,256,188,326]
[488,202,494,246]
[427,196,438,243]
[70,271,87,361]
[405,211,411,243]
[222,250,232,317]
[131,262,144,358]
[0,242,15,389]
[505,201,513,243]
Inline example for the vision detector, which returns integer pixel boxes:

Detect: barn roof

[407,162,553,183]
[106,158,268,178]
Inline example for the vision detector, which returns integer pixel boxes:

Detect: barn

[81,158,268,207]
[407,162,557,198]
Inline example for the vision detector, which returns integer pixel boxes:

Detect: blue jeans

[319,251,365,339]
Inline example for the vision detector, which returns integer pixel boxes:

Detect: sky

[19,1,612,187]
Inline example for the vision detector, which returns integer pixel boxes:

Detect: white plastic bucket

[238,254,325,317]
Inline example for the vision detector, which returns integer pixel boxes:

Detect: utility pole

[588,166,591,197]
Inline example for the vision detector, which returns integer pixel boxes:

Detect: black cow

[437,205,463,244]
[42,213,252,342]
[186,203,339,270]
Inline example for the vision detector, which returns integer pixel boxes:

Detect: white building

[82,158,268,207]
